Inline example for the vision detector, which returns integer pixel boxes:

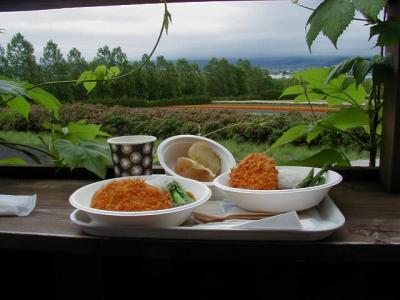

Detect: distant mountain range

[131,56,359,72]
[185,56,351,71]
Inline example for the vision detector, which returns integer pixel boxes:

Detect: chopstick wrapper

[0,194,36,216]
[192,211,302,230]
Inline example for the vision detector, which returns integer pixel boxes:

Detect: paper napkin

[0,194,37,216]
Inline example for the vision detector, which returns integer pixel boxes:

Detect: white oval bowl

[213,166,342,212]
[157,135,236,199]
[157,135,236,186]
[69,175,212,227]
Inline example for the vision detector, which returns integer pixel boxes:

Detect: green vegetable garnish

[296,168,314,188]
[167,180,194,206]
[296,163,333,188]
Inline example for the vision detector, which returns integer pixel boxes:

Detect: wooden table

[1,174,400,298]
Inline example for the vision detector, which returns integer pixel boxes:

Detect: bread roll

[188,142,221,175]
[175,157,215,182]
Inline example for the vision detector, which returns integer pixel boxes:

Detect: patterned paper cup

[107,135,156,177]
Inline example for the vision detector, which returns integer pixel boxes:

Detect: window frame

[1,0,399,191]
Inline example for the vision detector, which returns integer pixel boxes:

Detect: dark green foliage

[204,58,275,99]
[40,40,73,101]
[0,34,289,104]
[4,33,40,84]
[84,96,211,108]
[0,45,6,75]
[0,103,367,150]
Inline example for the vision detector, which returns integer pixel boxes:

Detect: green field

[0,131,369,165]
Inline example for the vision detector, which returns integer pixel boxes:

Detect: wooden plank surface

[0,177,400,262]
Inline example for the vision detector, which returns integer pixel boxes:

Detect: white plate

[69,175,212,227]
[213,166,343,213]
[70,196,345,241]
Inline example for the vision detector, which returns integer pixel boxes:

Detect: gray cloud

[0,1,379,60]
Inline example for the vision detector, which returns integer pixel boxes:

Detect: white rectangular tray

[70,195,345,241]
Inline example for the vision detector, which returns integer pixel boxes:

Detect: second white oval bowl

[213,166,342,212]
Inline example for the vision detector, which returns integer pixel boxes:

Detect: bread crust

[175,157,215,182]
[188,142,221,175]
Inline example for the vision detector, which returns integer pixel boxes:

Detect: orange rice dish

[91,178,173,211]
[229,152,279,190]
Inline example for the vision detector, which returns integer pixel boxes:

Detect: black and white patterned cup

[107,135,156,177]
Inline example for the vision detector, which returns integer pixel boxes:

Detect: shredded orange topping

[229,152,278,190]
[91,179,173,211]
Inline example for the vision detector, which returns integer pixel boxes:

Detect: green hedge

[83,96,211,107]
[0,102,368,150]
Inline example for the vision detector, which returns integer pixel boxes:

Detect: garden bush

[83,96,211,108]
[0,102,368,149]
[259,89,283,100]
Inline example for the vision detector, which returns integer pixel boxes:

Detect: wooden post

[380,0,400,192]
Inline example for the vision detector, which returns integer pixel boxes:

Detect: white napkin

[0,194,37,216]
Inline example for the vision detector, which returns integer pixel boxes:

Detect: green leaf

[65,121,110,143]
[370,20,400,47]
[280,85,304,97]
[6,96,31,120]
[306,0,355,50]
[294,93,323,103]
[80,140,111,158]
[55,139,111,178]
[44,121,110,143]
[322,80,366,106]
[325,57,359,84]
[42,122,63,132]
[294,68,331,87]
[25,86,61,119]
[95,65,107,80]
[352,59,372,86]
[377,123,382,136]
[271,124,309,150]
[0,79,27,97]
[77,71,97,94]
[352,0,387,21]
[325,107,369,130]
[319,74,348,106]
[107,66,120,78]
[344,83,367,104]
[306,125,326,143]
[282,148,351,167]
[0,157,27,165]
[321,74,347,93]
[0,141,41,164]
[369,55,394,85]
[326,94,345,107]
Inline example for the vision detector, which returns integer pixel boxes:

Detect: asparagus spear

[296,163,332,188]
[167,180,193,206]
[309,163,332,187]
[296,168,314,188]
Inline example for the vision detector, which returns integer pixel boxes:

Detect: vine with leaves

[269,0,398,167]
[0,1,171,178]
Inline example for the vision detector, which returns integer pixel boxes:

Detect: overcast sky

[0,1,379,60]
